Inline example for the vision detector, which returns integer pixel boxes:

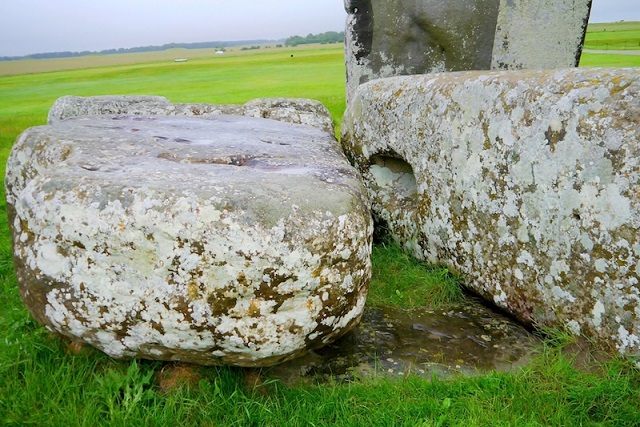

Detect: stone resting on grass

[342,67,640,356]
[5,114,373,366]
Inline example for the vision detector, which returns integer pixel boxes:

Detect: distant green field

[0,43,343,77]
[584,21,640,50]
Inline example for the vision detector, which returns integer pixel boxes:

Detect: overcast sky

[0,0,638,57]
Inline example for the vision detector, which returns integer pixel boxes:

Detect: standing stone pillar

[491,0,593,70]
[344,0,500,103]
[344,0,592,104]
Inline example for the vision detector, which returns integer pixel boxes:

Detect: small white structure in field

[174,58,188,62]
[215,50,225,55]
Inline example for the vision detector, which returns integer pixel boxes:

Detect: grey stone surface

[6,114,373,367]
[344,0,500,103]
[48,95,335,134]
[491,0,592,70]
[242,98,335,134]
[344,0,592,103]
[47,95,174,121]
[341,68,640,356]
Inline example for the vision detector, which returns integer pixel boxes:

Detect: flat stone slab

[6,114,373,367]
[265,297,540,384]
[341,68,640,356]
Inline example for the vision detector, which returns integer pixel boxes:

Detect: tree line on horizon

[0,31,345,62]
[284,31,345,47]
[0,40,269,62]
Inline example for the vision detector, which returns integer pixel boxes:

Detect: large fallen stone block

[341,68,640,355]
[48,95,335,134]
[6,114,372,366]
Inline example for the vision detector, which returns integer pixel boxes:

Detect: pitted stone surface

[6,114,373,367]
[48,95,335,134]
[341,68,640,355]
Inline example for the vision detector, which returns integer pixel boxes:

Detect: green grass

[581,21,640,66]
[368,239,463,309]
[1,41,639,426]
[2,329,639,426]
[579,51,640,67]
[584,21,640,51]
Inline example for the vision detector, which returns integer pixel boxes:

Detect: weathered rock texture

[48,95,335,134]
[341,68,640,355]
[344,0,500,102]
[344,0,592,103]
[491,0,592,70]
[6,114,373,366]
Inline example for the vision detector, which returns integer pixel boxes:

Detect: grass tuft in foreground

[2,324,639,426]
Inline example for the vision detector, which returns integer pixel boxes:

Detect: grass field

[584,21,640,51]
[1,24,640,426]
[0,43,343,77]
[580,51,640,67]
